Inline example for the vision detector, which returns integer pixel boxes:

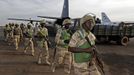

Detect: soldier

[24,23,35,56]
[3,24,10,41]
[8,23,15,45]
[13,24,22,50]
[52,19,72,74]
[68,14,102,75]
[20,23,26,36]
[37,19,50,65]
[3,24,12,45]
[34,22,39,36]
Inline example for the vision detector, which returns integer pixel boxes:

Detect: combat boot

[46,60,51,65]
[51,63,56,72]
[37,58,42,64]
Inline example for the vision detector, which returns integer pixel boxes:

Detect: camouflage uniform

[37,19,50,65]
[52,19,72,74]
[68,15,101,75]
[20,23,26,41]
[4,24,11,42]
[8,23,15,45]
[24,24,35,56]
[13,24,22,50]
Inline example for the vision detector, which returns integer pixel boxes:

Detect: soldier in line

[68,14,102,75]
[3,24,11,42]
[3,23,13,45]
[33,22,40,46]
[23,23,35,56]
[36,19,50,65]
[8,23,15,45]
[20,23,26,41]
[52,19,72,74]
[13,24,22,50]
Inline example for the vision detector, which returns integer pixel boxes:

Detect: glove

[64,40,70,44]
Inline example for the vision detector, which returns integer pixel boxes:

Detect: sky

[0,0,134,25]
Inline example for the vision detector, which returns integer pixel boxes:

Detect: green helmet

[15,24,19,27]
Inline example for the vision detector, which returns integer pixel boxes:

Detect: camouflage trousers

[14,35,20,50]
[73,61,101,75]
[52,46,72,73]
[24,38,35,56]
[5,32,14,44]
[37,40,50,65]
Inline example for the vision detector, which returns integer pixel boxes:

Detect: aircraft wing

[8,18,40,22]
[8,18,53,24]
[37,16,61,19]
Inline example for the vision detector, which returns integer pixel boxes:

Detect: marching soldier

[3,23,12,45]
[8,23,15,45]
[52,19,72,74]
[24,23,35,56]
[13,24,22,50]
[3,24,11,42]
[37,19,50,65]
[68,14,102,75]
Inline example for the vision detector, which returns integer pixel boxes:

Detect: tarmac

[0,26,134,75]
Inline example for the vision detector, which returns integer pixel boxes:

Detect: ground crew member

[24,23,35,56]
[68,14,102,75]
[52,19,72,74]
[37,19,50,65]
[13,24,22,50]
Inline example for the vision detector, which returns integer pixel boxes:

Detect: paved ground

[0,27,134,75]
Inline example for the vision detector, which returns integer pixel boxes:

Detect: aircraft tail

[101,12,111,24]
[61,0,69,18]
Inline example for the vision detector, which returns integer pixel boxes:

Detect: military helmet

[27,23,32,29]
[80,14,95,27]
[5,24,8,27]
[15,24,19,27]
[40,19,46,24]
[62,19,71,25]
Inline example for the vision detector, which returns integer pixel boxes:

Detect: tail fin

[101,12,111,24]
[61,0,69,18]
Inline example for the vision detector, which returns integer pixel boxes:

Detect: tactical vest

[37,28,48,41]
[74,30,95,63]
[25,29,33,38]
[60,29,71,48]
[6,26,12,33]
[14,28,21,35]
